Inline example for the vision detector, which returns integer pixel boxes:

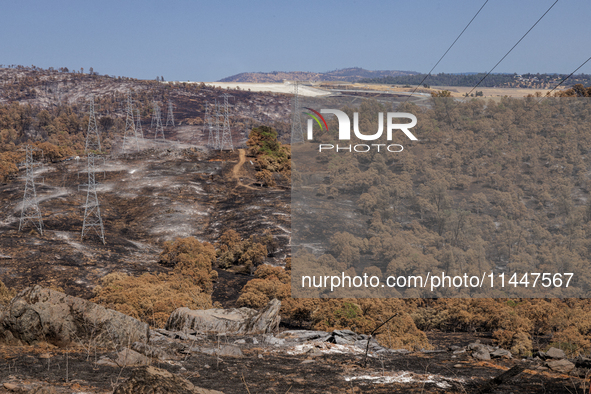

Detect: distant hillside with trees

[218,67,418,83]
[360,72,591,89]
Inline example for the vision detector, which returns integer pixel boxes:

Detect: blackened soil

[211,268,251,309]
[0,340,587,394]
[0,149,290,299]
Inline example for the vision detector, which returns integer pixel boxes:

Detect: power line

[541,55,591,99]
[467,0,559,96]
[405,0,489,102]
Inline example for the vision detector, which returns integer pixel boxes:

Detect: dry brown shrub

[93,237,216,327]
[237,265,290,309]
[217,229,241,253]
[411,307,450,331]
[246,126,290,182]
[409,298,591,355]
[92,271,211,328]
[516,299,560,335]
[239,243,268,272]
[551,326,591,357]
[309,298,429,351]
[159,237,216,292]
[376,313,430,351]
[255,169,275,187]
[216,231,268,272]
[0,153,18,183]
[509,331,533,356]
[35,141,73,162]
[237,262,428,350]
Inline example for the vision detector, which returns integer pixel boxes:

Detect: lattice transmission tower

[213,101,222,150]
[219,93,234,151]
[152,101,165,140]
[122,90,140,151]
[150,102,156,128]
[166,100,175,127]
[291,81,304,144]
[205,101,215,147]
[135,109,143,138]
[85,95,102,153]
[80,153,105,244]
[18,145,43,235]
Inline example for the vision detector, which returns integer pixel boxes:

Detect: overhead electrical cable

[539,55,591,101]
[466,0,558,96]
[404,0,489,102]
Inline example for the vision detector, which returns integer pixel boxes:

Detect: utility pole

[18,145,43,235]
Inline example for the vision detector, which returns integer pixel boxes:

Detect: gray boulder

[166,298,280,335]
[0,286,149,347]
[545,347,566,359]
[263,335,285,346]
[332,329,359,343]
[490,348,512,359]
[115,348,151,367]
[276,330,332,342]
[132,331,188,361]
[546,359,575,373]
[472,348,491,361]
[467,342,494,352]
[186,344,244,358]
[468,342,492,360]
[274,328,405,354]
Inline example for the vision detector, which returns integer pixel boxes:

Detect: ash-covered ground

[0,330,588,394]
[0,130,290,299]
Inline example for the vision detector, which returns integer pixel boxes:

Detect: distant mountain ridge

[218,67,418,83]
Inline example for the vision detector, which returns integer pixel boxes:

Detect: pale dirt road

[232,149,256,190]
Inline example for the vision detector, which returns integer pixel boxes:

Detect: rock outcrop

[113,366,224,394]
[0,286,149,346]
[545,347,567,359]
[166,298,280,334]
[546,358,575,373]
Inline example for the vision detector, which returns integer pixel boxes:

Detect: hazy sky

[2,0,590,81]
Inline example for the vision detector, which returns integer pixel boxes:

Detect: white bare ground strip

[344,371,464,388]
[193,82,332,97]
[286,342,365,356]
